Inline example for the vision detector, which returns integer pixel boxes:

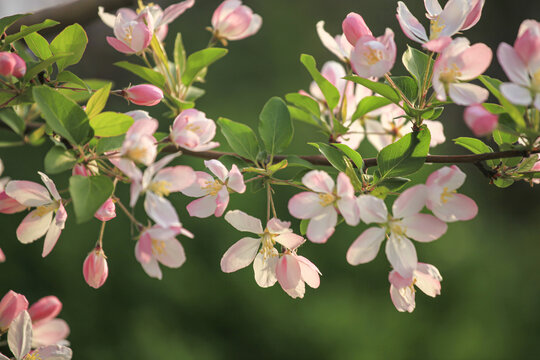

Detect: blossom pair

[221,210,320,299]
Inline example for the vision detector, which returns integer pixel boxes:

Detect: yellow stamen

[440,187,455,204]
[202,180,223,196]
[151,238,166,255]
[34,202,58,217]
[122,25,134,46]
[186,124,201,132]
[24,353,42,360]
[259,231,278,259]
[126,147,148,163]
[148,181,172,197]
[318,193,336,207]
[365,47,383,65]
[439,63,462,84]
[532,69,540,91]
[430,17,445,40]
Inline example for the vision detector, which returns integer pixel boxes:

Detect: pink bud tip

[342,12,373,46]
[83,247,109,289]
[124,84,164,106]
[464,104,498,136]
[94,198,116,222]
[0,52,16,77]
[28,296,62,325]
[11,53,26,78]
[0,290,29,331]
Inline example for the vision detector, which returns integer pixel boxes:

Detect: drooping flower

[349,27,397,78]
[83,246,109,289]
[347,187,447,278]
[0,290,28,331]
[425,165,478,222]
[432,37,492,105]
[497,20,540,109]
[389,262,442,313]
[104,10,152,54]
[123,84,163,106]
[275,250,321,299]
[396,0,483,52]
[288,171,360,243]
[170,109,219,152]
[28,296,70,348]
[5,172,67,257]
[464,104,498,136]
[135,224,192,280]
[181,160,245,218]
[211,0,262,43]
[316,21,353,62]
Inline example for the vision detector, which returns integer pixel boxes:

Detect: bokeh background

[1,0,540,359]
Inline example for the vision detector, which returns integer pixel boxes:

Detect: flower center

[34,201,59,217]
[318,193,336,207]
[364,46,383,65]
[440,187,455,204]
[430,17,445,40]
[151,238,166,255]
[24,352,42,360]
[439,63,462,84]
[202,179,223,196]
[126,146,148,163]
[148,180,172,197]
[532,68,540,91]
[259,231,278,259]
[122,24,134,45]
[389,221,406,237]
[185,123,201,133]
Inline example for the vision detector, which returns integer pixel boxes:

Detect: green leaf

[4,19,59,44]
[287,106,321,127]
[217,155,249,170]
[332,143,363,169]
[493,177,514,188]
[258,97,293,156]
[96,135,125,154]
[345,75,401,103]
[181,48,228,86]
[114,61,165,88]
[85,83,111,118]
[402,46,433,89]
[421,107,444,120]
[174,33,186,74]
[56,71,89,91]
[286,155,315,169]
[0,13,29,34]
[389,76,418,103]
[217,117,259,162]
[23,53,71,82]
[482,103,506,114]
[24,31,52,60]
[492,129,518,145]
[69,175,114,223]
[44,146,77,174]
[0,108,25,136]
[32,86,91,145]
[49,24,88,72]
[453,137,497,167]
[352,96,392,120]
[309,142,347,172]
[185,86,205,102]
[285,93,321,117]
[59,79,112,103]
[300,54,341,110]
[90,112,134,137]
[300,219,309,235]
[377,127,431,179]
[479,75,526,128]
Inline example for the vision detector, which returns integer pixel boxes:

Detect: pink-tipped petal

[29,297,62,325]
[346,227,386,265]
[154,239,186,269]
[306,207,337,244]
[159,0,195,26]
[220,237,261,273]
[301,170,335,193]
[227,165,246,193]
[431,193,478,222]
[401,213,448,242]
[106,36,136,54]
[186,195,217,218]
[385,234,417,279]
[204,160,228,182]
[17,210,53,244]
[357,195,388,224]
[42,216,63,257]
[288,192,326,219]
[274,232,304,250]
[396,1,428,43]
[224,210,263,234]
[497,43,530,86]
[296,255,321,289]
[32,319,70,347]
[458,43,492,80]
[392,184,428,218]
[276,254,302,291]
[5,181,51,207]
[214,187,229,217]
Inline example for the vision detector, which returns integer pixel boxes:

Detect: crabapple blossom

[316,21,353,62]
[497,19,540,109]
[432,37,492,105]
[83,246,109,289]
[28,296,69,347]
[349,27,397,78]
[5,172,67,257]
[425,165,478,222]
[211,0,262,43]
[0,52,15,77]
[396,0,482,52]
[0,249,4,263]
[342,12,373,46]
[347,187,447,278]
[0,291,28,331]
[464,104,499,136]
[123,84,163,106]
[105,10,152,54]
[28,296,61,325]
[170,109,219,152]
[11,54,26,78]
[288,171,359,243]
[135,224,192,280]
[181,160,245,218]
[113,116,158,166]
[276,250,321,299]
[389,262,442,313]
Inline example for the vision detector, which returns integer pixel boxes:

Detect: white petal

[144,193,180,227]
[401,213,448,242]
[448,83,489,105]
[220,237,261,273]
[17,210,53,244]
[38,172,60,200]
[306,207,337,243]
[385,234,417,279]
[8,311,32,360]
[500,83,533,106]
[357,195,388,224]
[224,210,263,234]
[392,184,427,218]
[346,227,386,265]
[5,181,51,207]
[253,252,278,288]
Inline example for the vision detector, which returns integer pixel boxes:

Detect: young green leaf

[345,75,401,103]
[96,135,125,154]
[56,71,90,91]
[402,46,433,89]
[181,48,228,86]
[0,13,29,35]
[454,137,497,167]
[4,19,59,44]
[258,97,293,156]
[114,61,166,88]
[217,117,259,162]
[332,143,363,169]
[285,93,321,117]
[44,146,77,174]
[24,30,52,60]
[0,108,25,136]
[89,112,134,137]
[174,32,186,74]
[479,75,526,128]
[352,96,392,120]
[300,54,341,110]
[309,142,347,172]
[23,53,71,82]
[69,175,114,223]
[388,76,418,103]
[50,24,88,72]
[287,106,322,127]
[85,83,112,118]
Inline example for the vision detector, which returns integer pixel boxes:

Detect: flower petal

[448,82,489,106]
[401,213,448,242]
[497,42,530,86]
[186,195,217,218]
[181,172,215,197]
[227,165,246,193]
[224,210,263,234]
[38,172,60,201]
[500,83,533,106]
[302,170,335,193]
[32,319,70,347]
[288,192,326,219]
[214,187,229,217]
[220,237,261,273]
[346,227,386,265]
[357,195,388,224]
[144,193,180,227]
[392,184,428,218]
[396,1,428,43]
[296,255,321,289]
[390,284,415,313]
[5,181,51,207]
[8,311,32,360]
[276,254,302,291]
[17,210,53,244]
[430,193,478,222]
[253,252,278,288]
[385,234,417,279]
[155,239,186,269]
[306,207,337,243]
[42,214,63,257]
[274,232,305,250]
[154,165,196,193]
[204,159,228,182]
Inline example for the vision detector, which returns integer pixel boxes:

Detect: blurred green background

[1,0,540,359]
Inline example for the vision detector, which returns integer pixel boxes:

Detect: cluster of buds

[0,51,26,78]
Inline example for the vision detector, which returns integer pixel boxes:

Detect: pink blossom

[348,187,447,278]
[170,109,219,152]
[342,12,373,46]
[316,21,353,62]
[113,116,158,167]
[28,296,62,325]
[123,84,163,106]
[105,10,152,54]
[11,54,26,78]
[432,37,492,105]
[5,172,67,257]
[211,0,262,42]
[425,165,478,222]
[71,163,98,176]
[350,28,396,78]
[135,224,192,280]
[276,252,321,299]
[182,159,245,218]
[464,104,498,136]
[497,20,540,109]
[288,171,359,243]
[94,198,116,222]
[0,290,28,331]
[83,246,109,289]
[389,262,442,313]
[396,0,482,52]
[0,52,15,77]
[0,248,4,263]
[28,296,69,347]
[0,159,26,214]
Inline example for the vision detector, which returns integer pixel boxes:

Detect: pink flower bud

[11,53,26,78]
[342,12,373,46]
[0,248,5,263]
[211,0,262,42]
[72,163,98,176]
[94,198,116,222]
[0,52,15,77]
[464,104,498,136]
[124,84,164,106]
[28,296,62,325]
[0,290,29,331]
[83,247,109,289]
